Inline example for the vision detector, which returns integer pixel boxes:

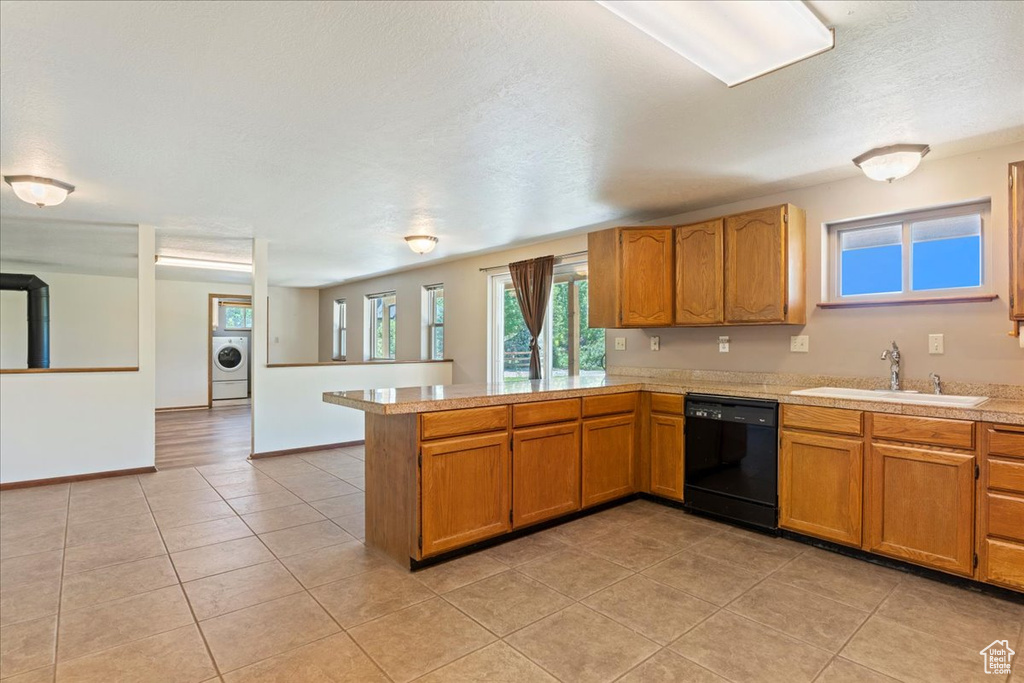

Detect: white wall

[155,280,250,409]
[268,286,319,364]
[1,269,138,369]
[0,226,156,484]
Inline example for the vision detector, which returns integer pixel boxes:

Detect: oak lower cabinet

[419,432,510,557]
[779,430,863,547]
[865,442,975,576]
[979,423,1024,591]
[649,413,684,502]
[582,414,636,507]
[512,422,581,528]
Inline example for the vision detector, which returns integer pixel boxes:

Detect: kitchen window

[366,291,396,360]
[425,284,444,361]
[332,298,347,360]
[826,201,990,304]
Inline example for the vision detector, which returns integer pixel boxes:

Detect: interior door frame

[208,293,253,408]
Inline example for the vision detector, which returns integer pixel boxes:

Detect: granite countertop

[323,372,1024,425]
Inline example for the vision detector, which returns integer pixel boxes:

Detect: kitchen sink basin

[790,387,988,408]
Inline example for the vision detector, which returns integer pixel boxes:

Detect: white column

[250,238,269,455]
[137,224,157,466]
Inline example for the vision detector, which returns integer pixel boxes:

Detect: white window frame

[826,200,991,303]
[332,298,347,361]
[365,291,396,361]
[424,284,444,361]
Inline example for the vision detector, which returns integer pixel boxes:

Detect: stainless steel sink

[790,387,988,408]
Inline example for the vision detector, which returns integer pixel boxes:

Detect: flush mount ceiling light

[853,144,931,183]
[3,175,76,207]
[155,255,252,272]
[405,235,438,254]
[596,0,834,87]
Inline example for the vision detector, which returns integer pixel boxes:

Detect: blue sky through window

[841,245,902,296]
[913,235,981,290]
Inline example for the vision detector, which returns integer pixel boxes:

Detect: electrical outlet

[650,336,660,351]
[790,335,809,353]
[928,333,944,355]
[614,337,626,351]
[718,335,730,353]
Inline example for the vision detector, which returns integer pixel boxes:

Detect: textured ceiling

[1,1,1022,287]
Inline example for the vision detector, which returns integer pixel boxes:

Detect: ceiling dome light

[405,235,438,254]
[853,145,930,183]
[3,175,76,207]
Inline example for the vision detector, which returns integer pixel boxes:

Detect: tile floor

[1,446,1021,682]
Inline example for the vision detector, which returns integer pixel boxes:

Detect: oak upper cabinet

[724,204,806,324]
[1010,161,1024,321]
[582,396,637,507]
[675,219,724,325]
[512,421,581,529]
[588,227,674,328]
[420,432,510,557]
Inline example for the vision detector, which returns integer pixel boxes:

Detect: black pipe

[0,273,50,369]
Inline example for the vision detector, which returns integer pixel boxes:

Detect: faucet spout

[880,341,902,391]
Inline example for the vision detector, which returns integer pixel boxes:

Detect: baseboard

[155,404,209,413]
[250,440,365,459]
[0,466,158,490]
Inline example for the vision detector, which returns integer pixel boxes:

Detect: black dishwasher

[683,394,779,531]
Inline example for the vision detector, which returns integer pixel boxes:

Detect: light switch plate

[614,337,627,351]
[790,335,809,353]
[650,336,660,351]
[718,335,730,353]
[928,334,944,355]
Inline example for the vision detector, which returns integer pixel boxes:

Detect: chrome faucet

[880,341,902,391]
[929,373,942,395]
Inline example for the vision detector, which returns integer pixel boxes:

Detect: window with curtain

[425,284,444,360]
[366,291,396,360]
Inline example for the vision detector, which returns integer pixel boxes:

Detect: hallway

[155,406,251,470]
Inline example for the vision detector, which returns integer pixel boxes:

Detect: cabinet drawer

[983,538,1024,591]
[988,425,1024,459]
[989,458,1024,494]
[513,399,580,428]
[421,406,508,440]
[871,413,974,450]
[782,405,863,436]
[582,392,638,418]
[987,492,1024,543]
[650,392,684,415]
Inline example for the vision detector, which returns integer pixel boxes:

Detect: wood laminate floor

[155,405,251,470]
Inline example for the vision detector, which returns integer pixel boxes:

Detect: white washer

[212,336,249,399]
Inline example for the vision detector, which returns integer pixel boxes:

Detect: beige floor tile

[171,536,275,582]
[250,458,321,478]
[727,578,870,652]
[140,475,213,498]
[542,514,629,546]
[841,616,996,683]
[184,561,302,620]
[200,470,270,488]
[221,632,387,682]
[199,592,340,673]
[63,529,166,575]
[0,549,63,592]
[627,512,720,548]
[224,489,301,515]
[415,553,508,594]
[0,485,69,514]
[415,641,557,682]
[0,615,57,678]
[258,520,353,558]
[443,570,573,636]
[214,479,287,500]
[57,584,193,661]
[162,516,253,553]
[2,666,55,683]
[280,540,389,588]
[274,473,359,502]
[240,503,325,534]
[196,460,256,477]
[153,501,237,530]
[617,649,729,683]
[771,548,903,612]
[583,574,717,645]
[55,624,216,683]
[61,555,178,611]
[69,476,143,500]
[342,476,364,490]
[68,496,151,524]
[582,527,679,571]
[66,512,158,547]
[642,551,763,606]
[0,578,61,627]
[348,597,495,683]
[482,533,568,567]
[506,603,659,683]
[692,530,802,574]
[332,511,365,540]
[308,492,364,519]
[670,611,831,683]
[310,566,435,627]
[594,500,667,526]
[517,548,631,599]
[0,520,67,559]
[815,657,900,683]
[145,487,224,512]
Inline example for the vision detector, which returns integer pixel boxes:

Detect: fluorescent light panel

[596,0,834,86]
[155,255,252,272]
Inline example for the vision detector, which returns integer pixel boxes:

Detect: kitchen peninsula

[324,371,1024,594]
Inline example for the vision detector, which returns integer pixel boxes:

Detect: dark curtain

[509,255,555,380]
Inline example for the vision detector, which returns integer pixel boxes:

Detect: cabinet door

[675,219,724,324]
[620,228,674,326]
[582,414,636,506]
[420,432,510,556]
[512,422,581,528]
[650,414,684,501]
[865,443,975,575]
[779,430,863,547]
[724,206,786,323]
[1010,161,1024,320]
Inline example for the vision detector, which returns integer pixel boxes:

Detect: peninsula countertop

[323,373,1024,425]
